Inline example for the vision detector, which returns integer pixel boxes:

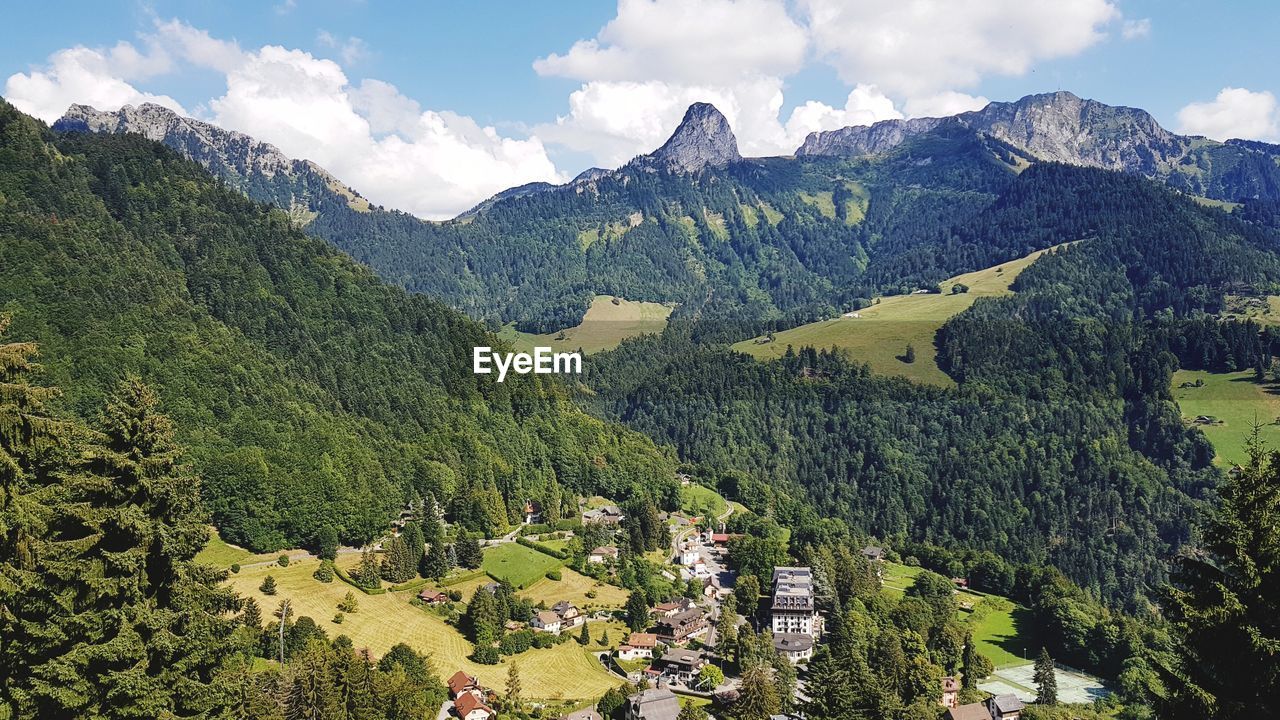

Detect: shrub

[472,645,500,665]
[277,554,290,567]
[586,590,598,599]
[448,589,463,602]
[230,563,240,574]
[532,633,556,649]
[313,561,335,583]
[332,612,345,624]
[260,576,277,595]
[338,591,359,614]
[545,570,561,581]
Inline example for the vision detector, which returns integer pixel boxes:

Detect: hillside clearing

[482,542,565,589]
[731,244,1067,385]
[1173,368,1280,465]
[519,568,629,609]
[498,295,675,354]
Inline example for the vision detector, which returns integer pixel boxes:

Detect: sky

[2,0,1278,219]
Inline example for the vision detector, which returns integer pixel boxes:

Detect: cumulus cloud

[1176,87,1280,142]
[903,91,990,119]
[5,19,563,220]
[533,0,807,85]
[799,0,1119,97]
[5,44,184,122]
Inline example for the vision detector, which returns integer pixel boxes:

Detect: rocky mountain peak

[636,102,741,173]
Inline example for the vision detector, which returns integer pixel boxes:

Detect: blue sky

[3,1,1277,218]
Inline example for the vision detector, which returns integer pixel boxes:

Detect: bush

[313,561,335,583]
[332,612,345,624]
[586,590,597,599]
[545,569,562,581]
[230,563,240,574]
[532,632,556,649]
[277,554,290,567]
[472,645,500,665]
[338,591,359,614]
[260,575,277,595]
[448,589,463,602]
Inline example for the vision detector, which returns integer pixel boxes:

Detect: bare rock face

[55,103,369,217]
[798,91,1190,174]
[634,102,741,173]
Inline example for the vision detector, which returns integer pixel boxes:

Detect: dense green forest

[0,99,676,552]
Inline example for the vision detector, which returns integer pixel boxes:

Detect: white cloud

[799,0,1119,97]
[317,31,369,66]
[785,84,904,139]
[903,91,990,119]
[207,46,563,219]
[1122,18,1151,40]
[533,0,807,85]
[1176,87,1280,142]
[5,44,184,122]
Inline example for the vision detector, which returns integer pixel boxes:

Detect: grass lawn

[1172,368,1280,465]
[732,244,1067,386]
[498,295,675,355]
[482,543,565,589]
[194,527,272,568]
[679,484,727,519]
[520,567,629,610]
[965,598,1039,669]
[225,553,624,700]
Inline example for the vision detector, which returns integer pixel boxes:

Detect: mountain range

[56,91,1280,334]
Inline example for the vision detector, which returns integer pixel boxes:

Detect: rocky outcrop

[633,102,741,173]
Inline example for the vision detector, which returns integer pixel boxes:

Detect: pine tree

[401,522,425,575]
[456,532,483,569]
[284,639,341,719]
[579,621,591,645]
[1034,647,1058,705]
[736,663,781,720]
[242,596,264,628]
[801,647,855,720]
[332,643,377,720]
[505,662,522,709]
[625,590,651,632]
[262,575,279,595]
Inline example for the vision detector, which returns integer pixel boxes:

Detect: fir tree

[1034,647,1058,705]
[625,590,650,632]
[242,596,264,628]
[736,663,781,720]
[579,621,591,645]
[505,662,522,709]
[261,575,278,595]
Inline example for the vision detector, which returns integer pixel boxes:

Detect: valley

[731,244,1066,385]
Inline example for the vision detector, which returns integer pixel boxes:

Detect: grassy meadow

[482,542,565,589]
[1172,368,1280,465]
[732,244,1066,385]
[498,295,674,354]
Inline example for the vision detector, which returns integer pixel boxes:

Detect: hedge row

[333,563,387,595]
[516,536,568,560]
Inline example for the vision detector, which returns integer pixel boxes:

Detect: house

[531,610,563,634]
[678,548,700,566]
[710,533,743,547]
[654,608,708,644]
[861,545,884,562]
[583,505,625,525]
[691,559,710,578]
[773,633,815,664]
[941,676,960,708]
[653,598,696,618]
[657,648,705,684]
[561,709,602,720]
[624,687,681,720]
[986,694,1025,720]
[447,670,480,699]
[417,589,448,605]
[945,704,990,720]
[553,600,583,629]
[454,691,494,720]
[628,632,658,649]
[523,500,543,525]
[588,546,620,564]
[616,644,652,661]
[952,577,969,589]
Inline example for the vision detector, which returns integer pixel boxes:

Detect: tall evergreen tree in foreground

[1162,431,1280,719]
[1034,647,1058,705]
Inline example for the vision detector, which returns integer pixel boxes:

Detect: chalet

[657,648,705,684]
[523,500,543,525]
[654,608,708,644]
[941,676,960,708]
[653,597,696,618]
[588,546,620,564]
[678,548,700,566]
[945,704,990,720]
[773,632,814,664]
[986,694,1025,720]
[417,589,448,605]
[553,600,583,629]
[628,632,658,650]
[531,610,563,634]
[454,691,494,720]
[625,687,681,720]
[447,670,480,699]
[861,546,884,562]
[616,644,652,661]
[583,505,624,525]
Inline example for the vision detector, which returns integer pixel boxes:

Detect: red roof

[628,632,658,648]
[447,670,477,696]
[454,692,492,718]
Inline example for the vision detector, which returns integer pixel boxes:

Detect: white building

[771,567,817,637]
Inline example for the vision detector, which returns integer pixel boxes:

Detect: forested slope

[0,99,675,552]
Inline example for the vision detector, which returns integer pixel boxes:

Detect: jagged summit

[797,90,1188,174]
[55,103,370,216]
[633,102,741,173]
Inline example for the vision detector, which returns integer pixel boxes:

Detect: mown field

[1172,368,1280,465]
[223,551,627,700]
[520,567,630,609]
[498,295,675,354]
[679,483,728,519]
[482,542,565,589]
[880,562,1036,669]
[732,245,1065,385]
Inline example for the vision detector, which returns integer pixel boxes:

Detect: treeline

[1,100,677,552]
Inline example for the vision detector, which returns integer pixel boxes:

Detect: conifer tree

[625,590,650,632]
[242,596,264,628]
[1034,647,1058,705]
[579,621,591,645]
[736,663,781,720]
[505,662,522,709]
